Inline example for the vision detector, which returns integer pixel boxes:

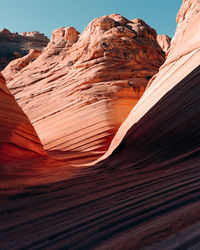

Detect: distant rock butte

[0,73,46,163]
[157,34,171,52]
[0,29,49,70]
[20,31,49,42]
[4,14,165,161]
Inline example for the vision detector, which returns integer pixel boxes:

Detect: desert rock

[4,15,165,160]
[1,1,200,249]
[157,34,171,52]
[0,29,49,70]
[20,31,49,42]
[0,73,46,162]
[2,49,41,81]
[96,0,200,163]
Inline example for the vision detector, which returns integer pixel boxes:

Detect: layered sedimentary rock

[2,49,41,81]
[1,1,200,250]
[95,0,200,163]
[0,29,49,70]
[0,73,46,162]
[4,15,165,159]
[157,34,171,52]
[20,31,49,42]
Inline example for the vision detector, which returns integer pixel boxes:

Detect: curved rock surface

[0,29,49,70]
[4,15,164,160]
[157,34,171,52]
[0,1,200,250]
[0,73,46,163]
[97,0,200,163]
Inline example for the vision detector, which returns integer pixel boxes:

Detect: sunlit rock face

[0,73,46,163]
[4,14,165,160]
[157,34,171,52]
[96,0,200,164]
[0,29,49,70]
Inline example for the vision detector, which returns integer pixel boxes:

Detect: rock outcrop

[1,1,200,250]
[157,34,171,52]
[2,49,41,81]
[95,0,200,164]
[4,15,165,160]
[0,73,46,162]
[0,29,49,70]
[20,31,49,42]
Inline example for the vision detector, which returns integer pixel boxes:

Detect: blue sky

[1,0,182,39]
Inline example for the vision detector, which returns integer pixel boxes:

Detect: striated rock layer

[4,15,165,159]
[0,29,49,70]
[97,0,200,163]
[0,1,200,250]
[0,73,46,162]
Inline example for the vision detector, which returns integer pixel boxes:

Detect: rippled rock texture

[4,15,164,160]
[0,73,46,163]
[0,1,200,249]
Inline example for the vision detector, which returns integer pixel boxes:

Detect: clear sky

[0,0,182,39]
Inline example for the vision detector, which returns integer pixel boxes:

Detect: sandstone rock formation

[157,34,171,52]
[0,29,49,70]
[20,31,49,42]
[0,1,200,250]
[95,0,200,164]
[0,73,46,162]
[2,49,41,81]
[4,15,165,160]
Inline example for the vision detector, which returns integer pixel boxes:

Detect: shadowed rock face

[0,29,49,70]
[0,73,46,163]
[4,15,165,160]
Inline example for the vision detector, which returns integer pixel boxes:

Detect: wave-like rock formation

[0,73,46,163]
[4,15,164,160]
[157,34,171,52]
[0,1,200,249]
[0,29,49,70]
[97,0,200,163]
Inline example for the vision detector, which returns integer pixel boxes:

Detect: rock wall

[0,73,46,162]
[4,15,165,160]
[95,0,200,164]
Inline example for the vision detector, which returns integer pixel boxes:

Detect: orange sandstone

[0,73,46,163]
[4,15,165,161]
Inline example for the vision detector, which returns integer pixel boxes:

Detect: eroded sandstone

[0,29,49,70]
[4,15,165,161]
[157,34,171,52]
[0,73,46,162]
